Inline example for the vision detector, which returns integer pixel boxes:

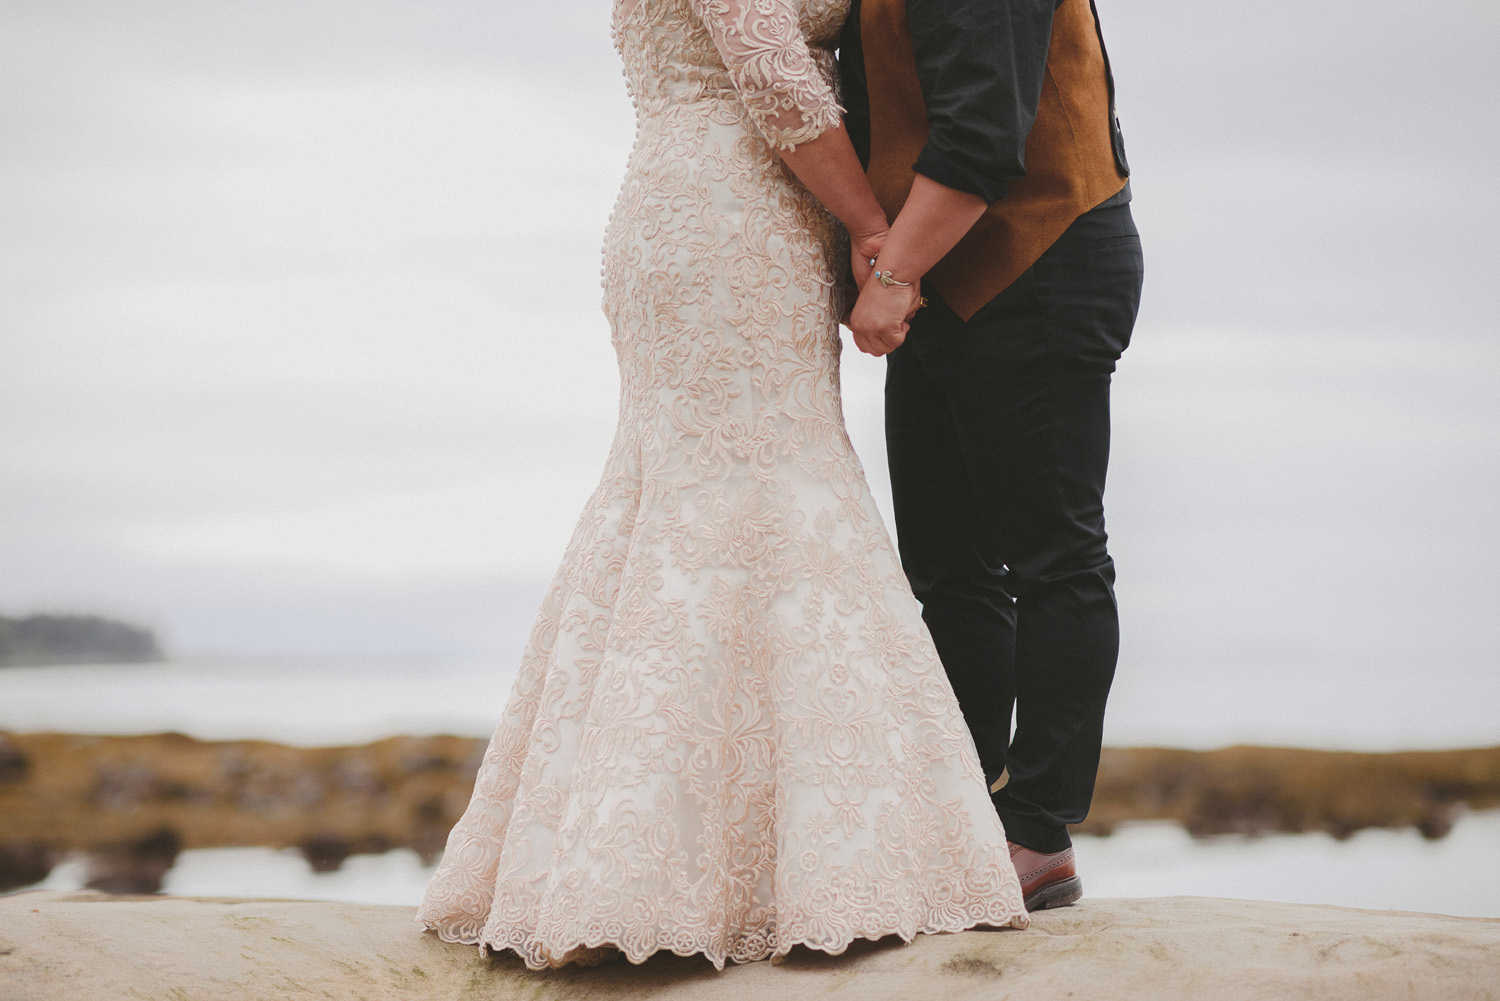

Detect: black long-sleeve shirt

[840,0,1128,205]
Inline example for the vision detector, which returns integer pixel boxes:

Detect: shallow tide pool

[14,811,1499,919]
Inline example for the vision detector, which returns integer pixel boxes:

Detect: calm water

[2,654,1498,751]
[16,814,1499,919]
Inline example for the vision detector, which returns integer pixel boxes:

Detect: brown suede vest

[861,0,1128,320]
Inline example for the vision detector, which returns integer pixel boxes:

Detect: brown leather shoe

[1009,841,1083,911]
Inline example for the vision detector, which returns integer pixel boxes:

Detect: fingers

[852,329,885,357]
[852,322,882,355]
[850,323,906,357]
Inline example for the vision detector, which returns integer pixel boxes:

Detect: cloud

[0,3,634,652]
[2,0,1499,691]
[1103,0,1500,334]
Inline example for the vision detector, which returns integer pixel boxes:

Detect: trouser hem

[995,809,1073,854]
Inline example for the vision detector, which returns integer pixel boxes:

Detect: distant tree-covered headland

[0,614,164,667]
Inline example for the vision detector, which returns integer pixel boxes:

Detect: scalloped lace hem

[420,905,1029,972]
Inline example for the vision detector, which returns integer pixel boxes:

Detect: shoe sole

[1023,875,1082,912]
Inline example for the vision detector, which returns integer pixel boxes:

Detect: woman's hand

[849,227,887,292]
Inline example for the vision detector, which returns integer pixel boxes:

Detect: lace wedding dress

[416,0,1028,969]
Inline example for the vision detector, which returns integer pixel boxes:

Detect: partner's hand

[850,275,920,357]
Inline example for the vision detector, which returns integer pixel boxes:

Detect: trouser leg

[887,201,1143,854]
[984,363,1120,854]
[886,336,1015,785]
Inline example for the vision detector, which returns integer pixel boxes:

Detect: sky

[3,1,1499,747]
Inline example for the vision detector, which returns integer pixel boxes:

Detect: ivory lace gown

[416,0,1028,968]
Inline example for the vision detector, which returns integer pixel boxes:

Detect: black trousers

[886,200,1143,853]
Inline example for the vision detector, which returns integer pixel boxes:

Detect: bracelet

[873,269,912,289]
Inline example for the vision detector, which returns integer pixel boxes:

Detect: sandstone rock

[2,892,1497,1001]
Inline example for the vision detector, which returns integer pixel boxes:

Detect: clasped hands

[845,230,922,358]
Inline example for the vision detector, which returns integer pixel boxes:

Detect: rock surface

[3,891,1497,1000]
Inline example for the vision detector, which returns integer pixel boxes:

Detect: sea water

[17,813,1499,918]
[4,655,1498,751]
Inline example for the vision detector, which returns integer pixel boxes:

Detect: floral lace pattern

[686,0,844,149]
[415,0,1028,970]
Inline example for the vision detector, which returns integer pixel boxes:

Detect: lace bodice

[614,0,846,149]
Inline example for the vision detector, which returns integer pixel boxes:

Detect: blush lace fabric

[415,0,1029,969]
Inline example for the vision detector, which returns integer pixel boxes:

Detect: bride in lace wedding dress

[416,0,1028,969]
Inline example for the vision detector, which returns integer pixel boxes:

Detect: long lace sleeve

[687,0,843,150]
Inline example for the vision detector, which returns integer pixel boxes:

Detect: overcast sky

[3,1,1499,746]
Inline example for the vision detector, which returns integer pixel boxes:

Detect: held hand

[849,276,920,357]
[849,228,887,293]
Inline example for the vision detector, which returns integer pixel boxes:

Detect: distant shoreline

[0,614,163,668]
[2,730,1498,895]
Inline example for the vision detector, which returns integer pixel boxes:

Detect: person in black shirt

[841,0,1144,911]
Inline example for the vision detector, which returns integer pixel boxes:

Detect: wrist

[869,238,922,282]
[870,255,921,287]
[848,214,889,246]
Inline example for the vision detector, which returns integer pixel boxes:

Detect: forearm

[777,124,889,242]
[872,173,988,281]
